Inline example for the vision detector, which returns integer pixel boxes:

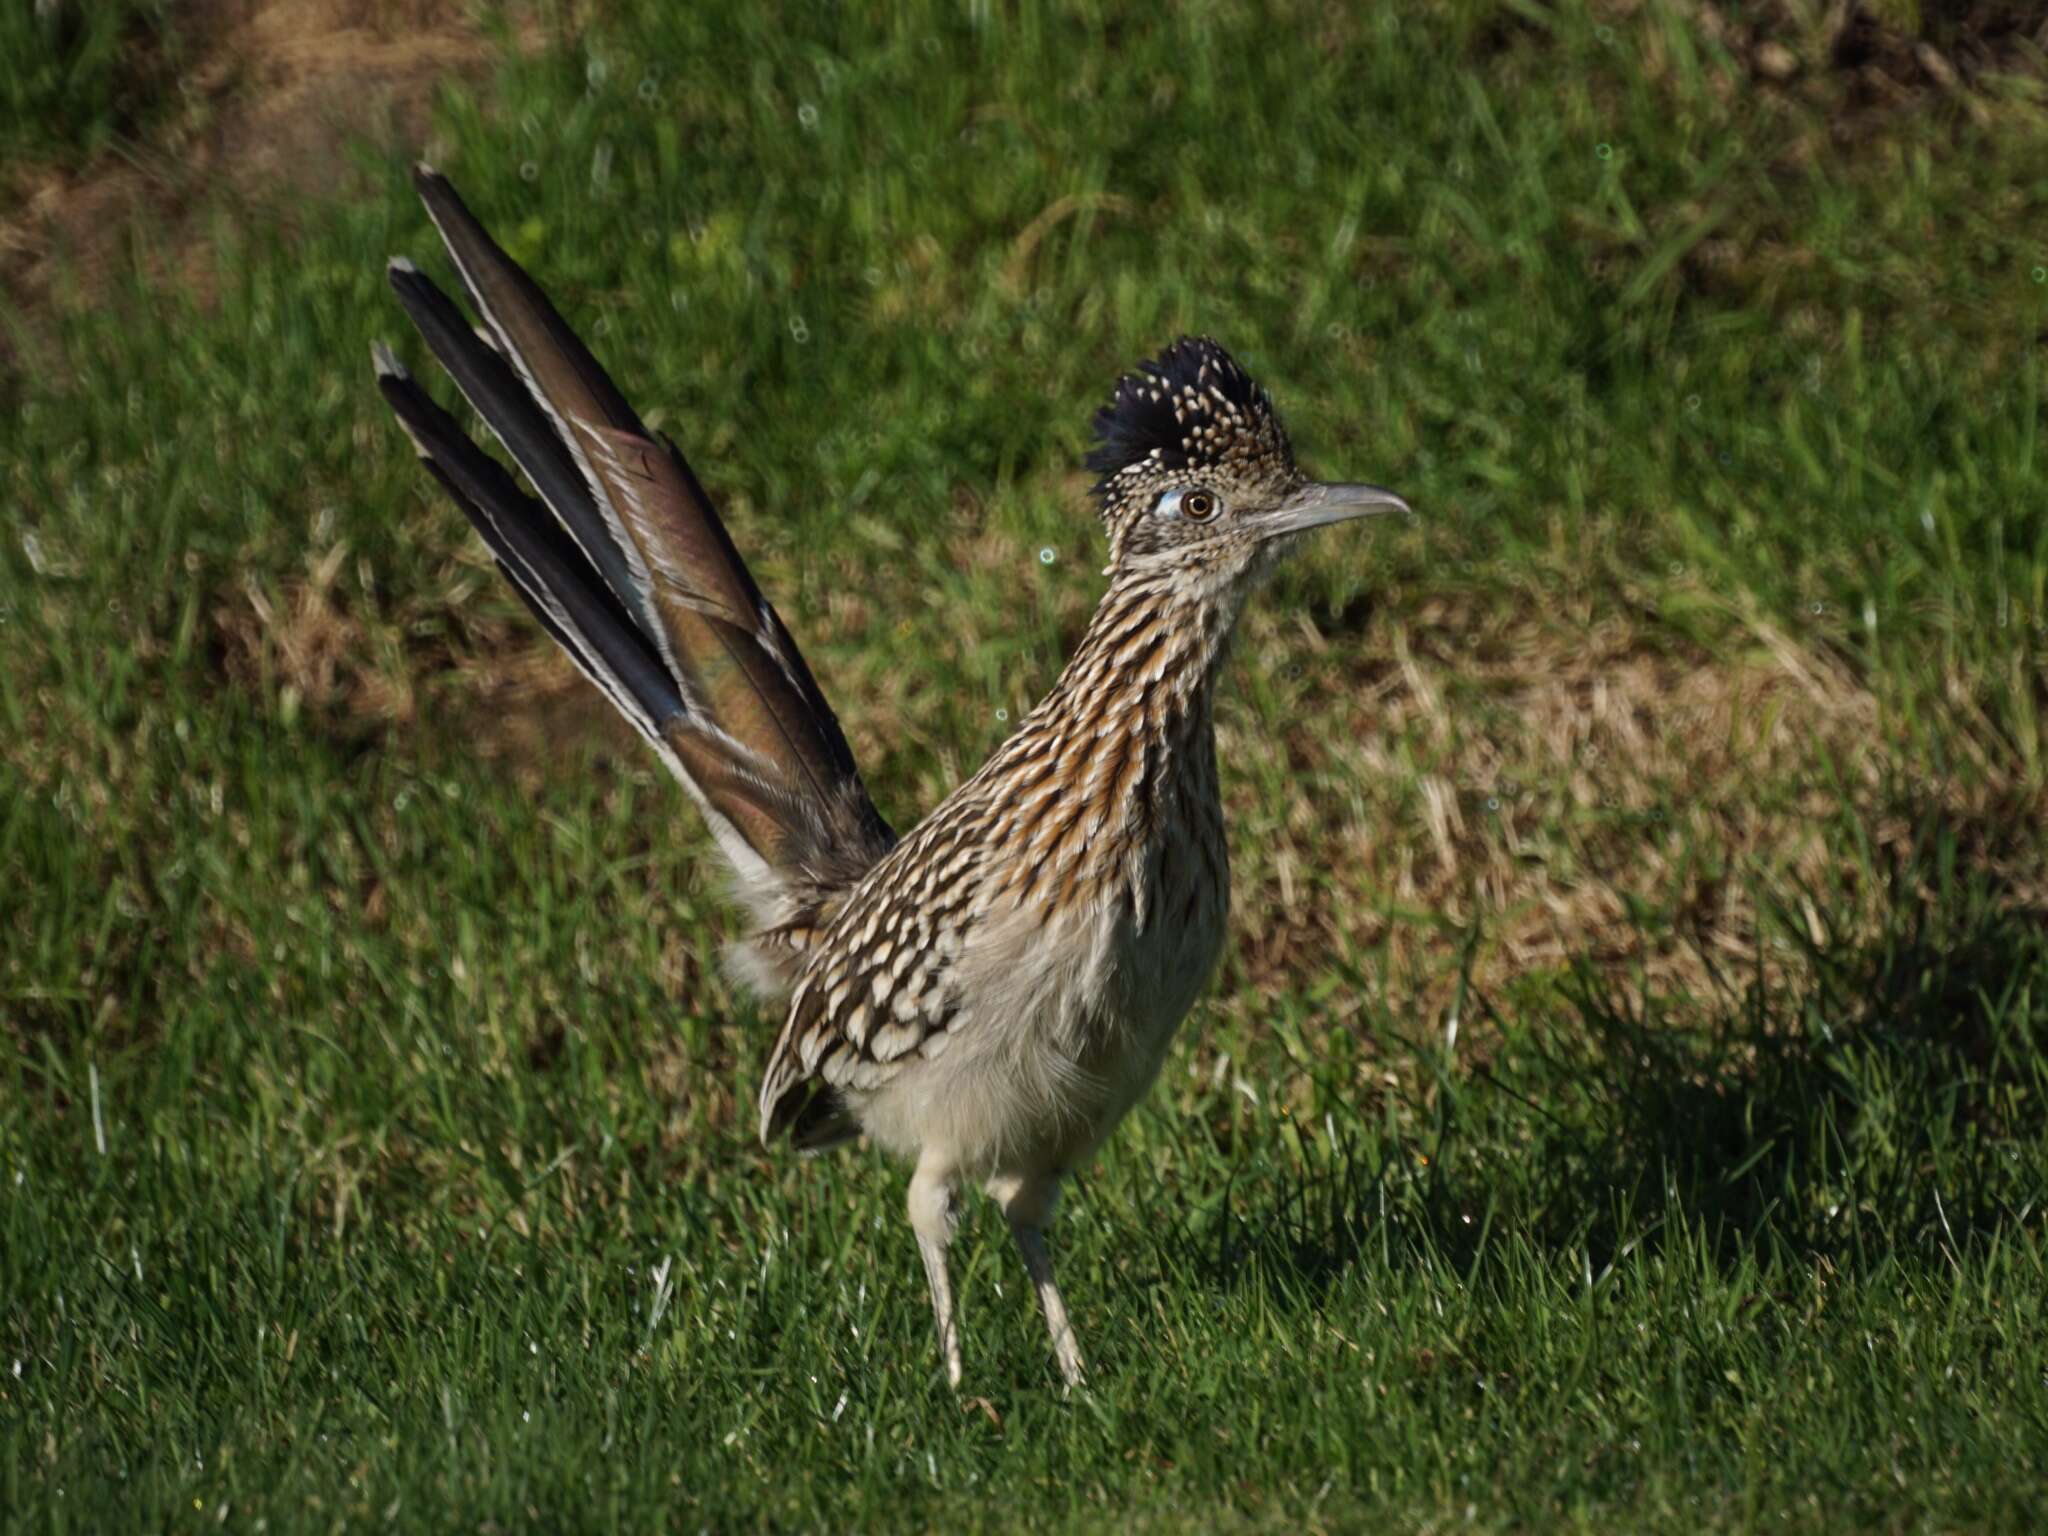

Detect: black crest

[1086,336,1292,500]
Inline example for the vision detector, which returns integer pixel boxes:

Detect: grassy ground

[4,1,2047,1529]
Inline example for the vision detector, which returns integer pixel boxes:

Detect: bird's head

[1086,336,1407,590]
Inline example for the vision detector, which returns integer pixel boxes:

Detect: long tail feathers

[374,166,893,978]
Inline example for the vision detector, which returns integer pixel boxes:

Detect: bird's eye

[1180,489,1218,521]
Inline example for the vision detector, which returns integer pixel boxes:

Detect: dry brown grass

[1209,581,2045,1036]
[208,522,647,793]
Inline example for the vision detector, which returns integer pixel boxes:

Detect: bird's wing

[374,166,895,987]
[753,820,975,1148]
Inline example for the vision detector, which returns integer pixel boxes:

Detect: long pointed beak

[1259,481,1411,538]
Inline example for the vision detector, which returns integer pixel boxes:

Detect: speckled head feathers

[1086,338,1296,505]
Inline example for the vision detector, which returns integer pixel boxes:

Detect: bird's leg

[991,1174,1085,1388]
[907,1161,963,1388]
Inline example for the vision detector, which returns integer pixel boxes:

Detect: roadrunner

[373,166,1407,1387]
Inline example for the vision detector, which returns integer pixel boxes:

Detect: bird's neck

[1047,567,1246,757]
[964,569,1240,914]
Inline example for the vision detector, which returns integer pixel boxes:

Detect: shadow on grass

[1168,808,2048,1301]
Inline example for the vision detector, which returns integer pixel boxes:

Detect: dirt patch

[1,0,556,337]
[1669,0,2041,134]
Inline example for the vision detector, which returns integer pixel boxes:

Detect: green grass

[0,0,171,170]
[4,1,2047,1529]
